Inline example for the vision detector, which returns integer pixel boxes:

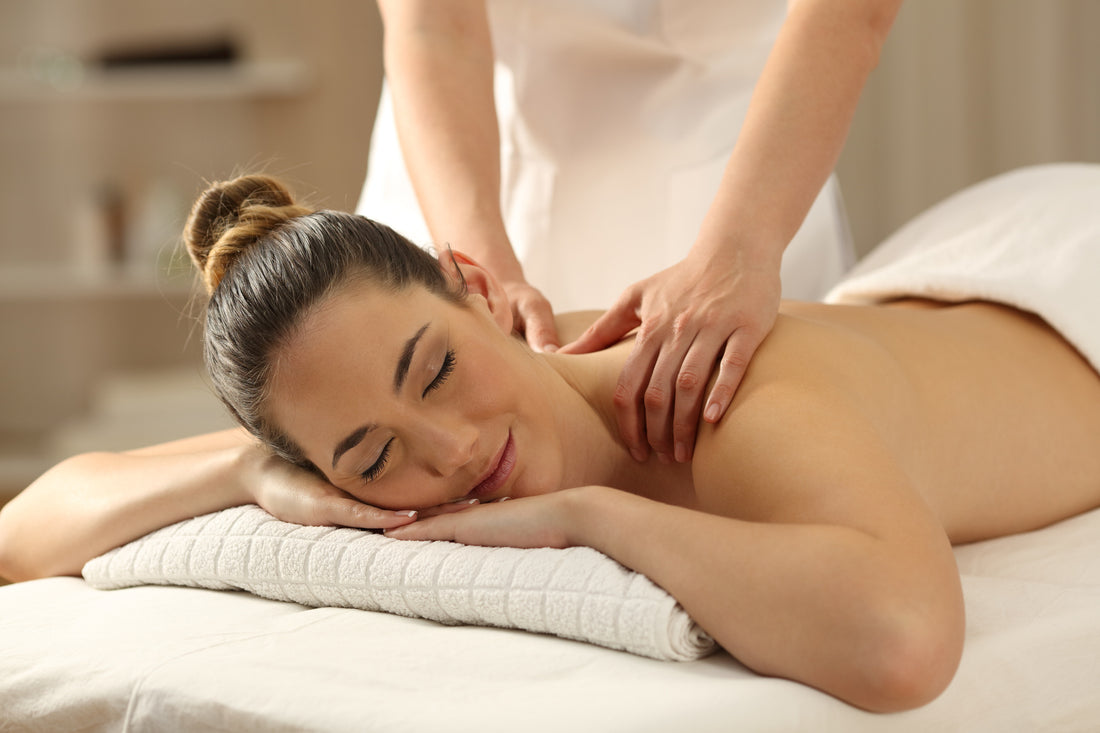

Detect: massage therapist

[358,0,904,463]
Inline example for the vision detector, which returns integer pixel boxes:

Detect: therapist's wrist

[466,238,529,285]
[690,231,785,278]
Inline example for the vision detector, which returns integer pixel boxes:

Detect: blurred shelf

[0,59,311,103]
[0,263,197,301]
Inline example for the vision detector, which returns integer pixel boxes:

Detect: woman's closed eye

[423,349,456,397]
[360,350,455,484]
[360,438,393,483]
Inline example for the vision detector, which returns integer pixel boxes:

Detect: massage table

[4,164,1099,731]
[1,502,1098,731]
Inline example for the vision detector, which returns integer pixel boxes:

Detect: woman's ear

[438,250,514,334]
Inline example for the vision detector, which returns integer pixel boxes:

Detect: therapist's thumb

[559,298,641,355]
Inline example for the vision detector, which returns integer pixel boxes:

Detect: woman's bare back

[760,300,1100,543]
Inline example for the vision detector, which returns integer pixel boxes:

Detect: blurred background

[1,0,1098,506]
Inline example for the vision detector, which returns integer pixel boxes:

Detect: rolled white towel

[82,504,716,662]
[827,163,1100,374]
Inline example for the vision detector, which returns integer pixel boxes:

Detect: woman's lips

[468,431,516,499]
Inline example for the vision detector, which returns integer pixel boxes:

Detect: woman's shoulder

[555,310,605,344]
[689,309,919,523]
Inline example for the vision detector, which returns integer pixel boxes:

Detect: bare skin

[263,264,1100,710]
[379,0,905,461]
[2,260,1098,712]
[707,299,1100,541]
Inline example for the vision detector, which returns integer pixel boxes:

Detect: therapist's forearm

[378,1,524,282]
[694,0,902,263]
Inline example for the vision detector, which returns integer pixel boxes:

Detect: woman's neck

[537,343,694,501]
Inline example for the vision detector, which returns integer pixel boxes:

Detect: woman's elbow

[0,452,105,582]
[0,505,42,583]
[0,519,19,582]
[851,593,964,712]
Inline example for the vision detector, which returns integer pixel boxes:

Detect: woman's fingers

[253,460,418,530]
[417,498,481,519]
[296,492,418,530]
[386,493,575,549]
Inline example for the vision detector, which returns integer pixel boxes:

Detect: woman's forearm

[0,429,256,581]
[378,0,522,281]
[572,487,962,712]
[695,0,902,262]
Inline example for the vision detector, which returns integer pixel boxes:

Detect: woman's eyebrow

[331,322,430,471]
[394,323,430,394]
[332,423,377,471]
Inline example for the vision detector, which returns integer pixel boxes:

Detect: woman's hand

[384,490,594,549]
[246,451,419,531]
[560,248,781,463]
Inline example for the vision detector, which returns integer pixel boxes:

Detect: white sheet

[3,506,1099,732]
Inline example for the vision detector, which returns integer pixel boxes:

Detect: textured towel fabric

[826,163,1100,373]
[82,504,716,661]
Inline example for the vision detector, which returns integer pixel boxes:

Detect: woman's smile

[466,430,516,500]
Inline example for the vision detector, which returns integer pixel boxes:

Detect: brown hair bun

[184,174,313,293]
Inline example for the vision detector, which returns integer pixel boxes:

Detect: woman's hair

[183,174,464,465]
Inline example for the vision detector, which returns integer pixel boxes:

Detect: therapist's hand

[559,248,781,463]
[502,278,561,353]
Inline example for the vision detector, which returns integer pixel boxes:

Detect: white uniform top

[359,0,854,311]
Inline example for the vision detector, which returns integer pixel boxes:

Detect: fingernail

[465,498,480,505]
[674,442,688,463]
[704,402,721,422]
[543,344,558,353]
[396,510,417,518]
[630,447,647,462]
[498,497,511,502]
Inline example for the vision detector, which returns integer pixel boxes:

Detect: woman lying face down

[4,173,1100,714]
[185,175,1100,712]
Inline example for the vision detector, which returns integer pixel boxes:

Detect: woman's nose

[421,419,479,478]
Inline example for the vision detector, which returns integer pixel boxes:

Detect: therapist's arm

[376,0,560,351]
[562,0,903,463]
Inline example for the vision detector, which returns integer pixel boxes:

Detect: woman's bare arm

[0,429,415,582]
[0,430,254,581]
[589,382,963,711]
[388,381,964,711]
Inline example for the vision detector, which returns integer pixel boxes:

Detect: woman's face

[266,277,565,511]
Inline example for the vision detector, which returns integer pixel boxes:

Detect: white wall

[0,0,383,490]
[837,0,1100,255]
